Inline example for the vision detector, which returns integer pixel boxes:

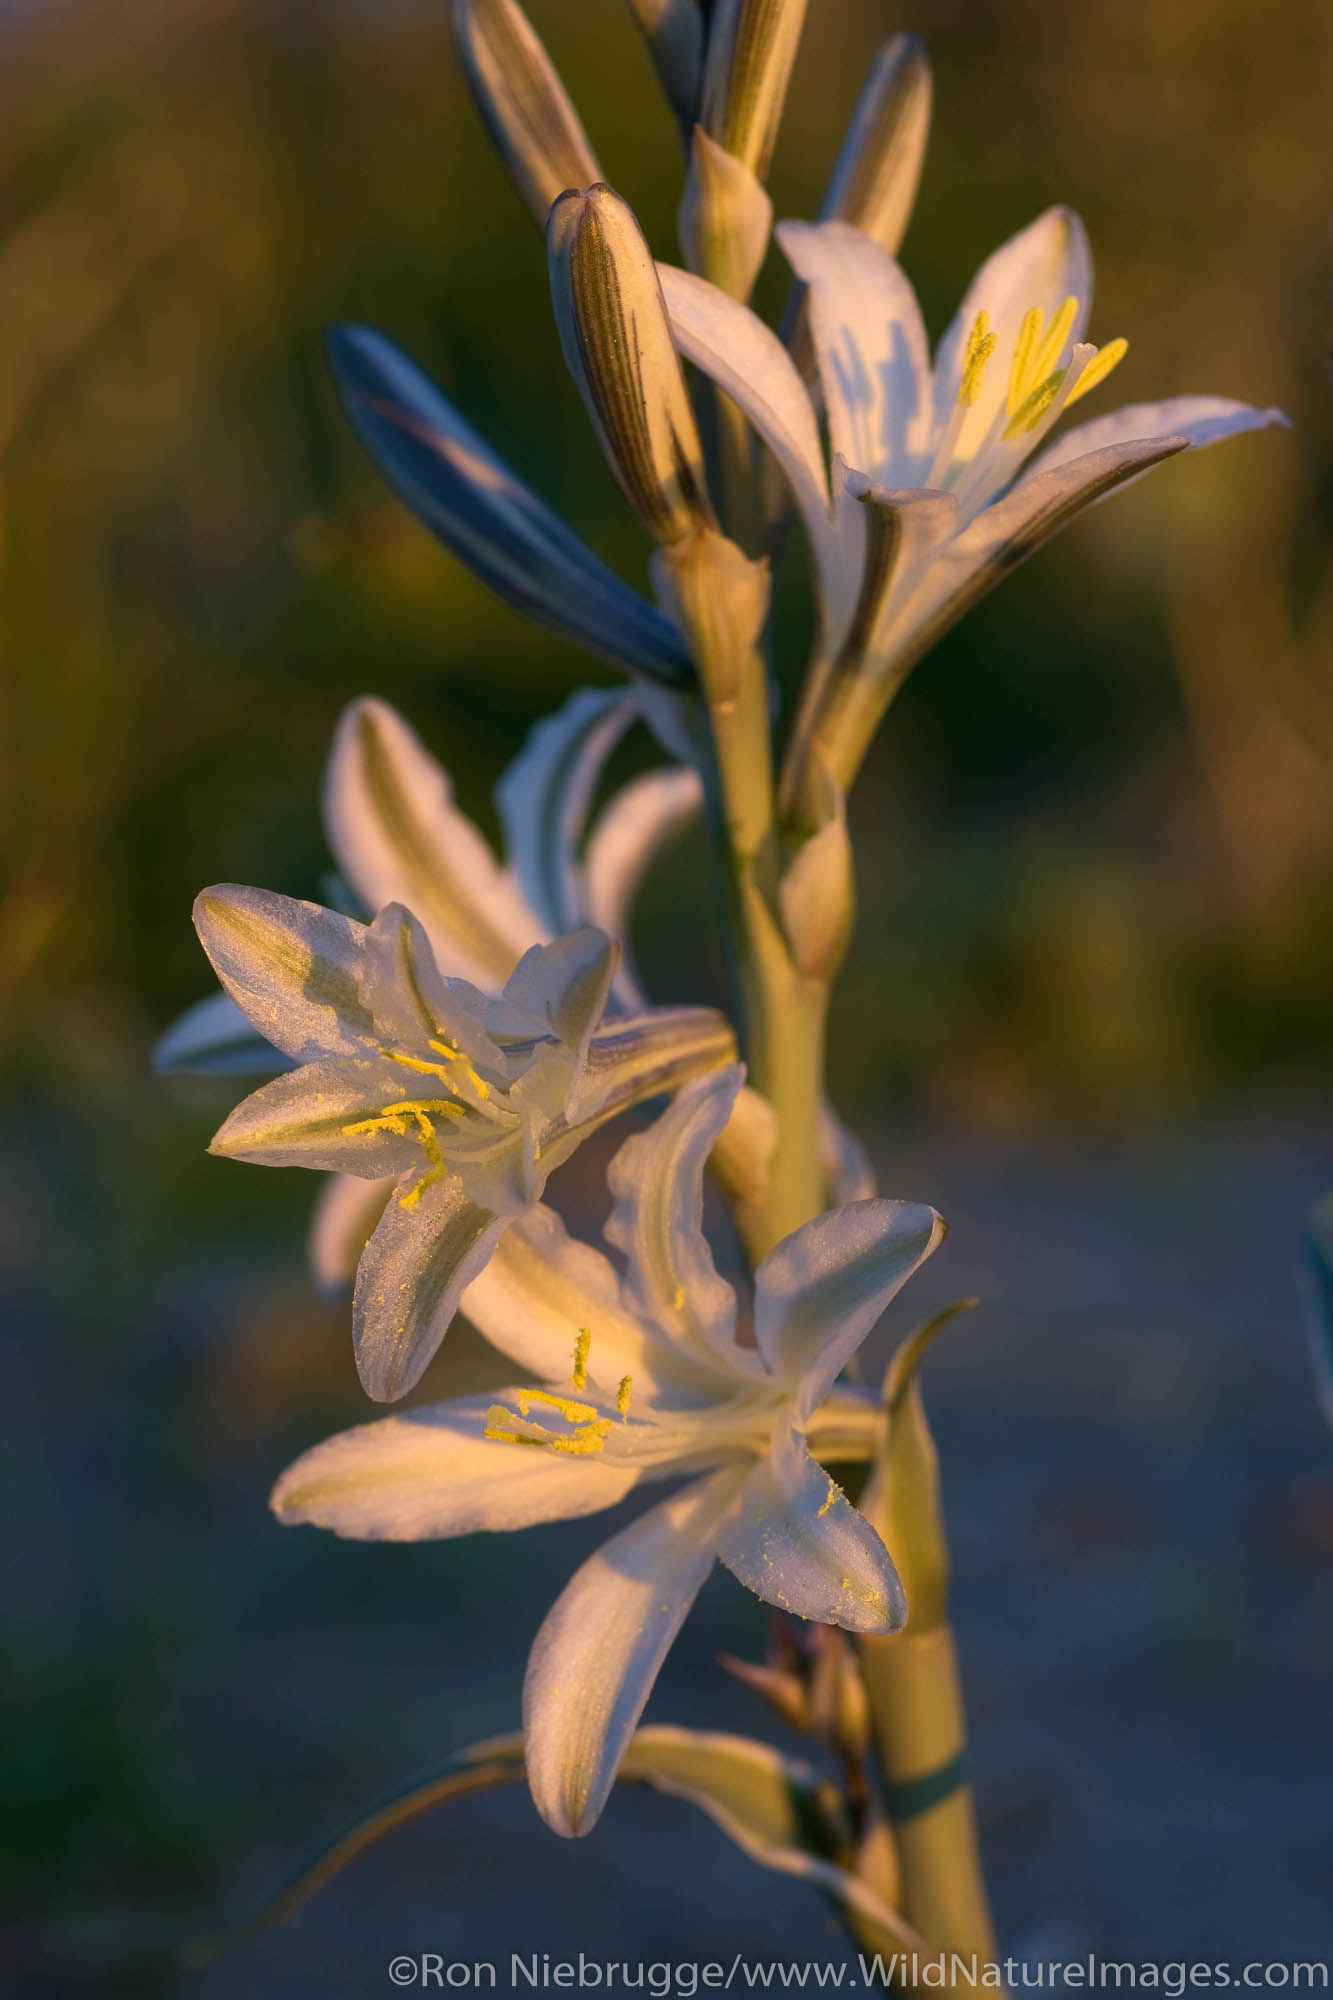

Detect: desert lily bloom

[194,888,732,1400]
[272,1066,944,1835]
[659,206,1287,790]
[156,689,704,1284]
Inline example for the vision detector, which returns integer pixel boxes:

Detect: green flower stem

[858,1625,997,1977]
[856,1369,999,1980]
[660,527,827,1261]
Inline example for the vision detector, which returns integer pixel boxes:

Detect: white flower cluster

[163,0,1284,1845]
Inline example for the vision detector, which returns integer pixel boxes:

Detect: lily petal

[271,1392,636,1538]
[776,220,933,490]
[657,262,842,602]
[354,1176,508,1401]
[716,1426,906,1633]
[495,688,644,944]
[604,1066,752,1372]
[877,433,1190,684]
[498,929,617,1064]
[193,885,376,1063]
[1022,393,1290,484]
[462,1203,701,1402]
[326,325,691,685]
[559,1003,736,1132]
[152,990,288,1077]
[754,1196,944,1418]
[523,1464,747,1836]
[584,765,703,1008]
[932,205,1093,461]
[207,1057,424,1176]
[360,904,509,1082]
[309,1171,396,1296]
[324,697,538,989]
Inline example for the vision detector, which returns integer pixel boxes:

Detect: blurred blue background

[1,0,1331,1991]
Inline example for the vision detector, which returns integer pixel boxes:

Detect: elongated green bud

[820,34,931,254]
[626,0,706,133]
[547,184,713,548]
[449,0,602,227]
[698,0,810,180]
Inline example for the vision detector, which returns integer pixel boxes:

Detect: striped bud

[547,184,713,547]
[821,34,931,256]
[698,0,811,181]
[449,0,602,227]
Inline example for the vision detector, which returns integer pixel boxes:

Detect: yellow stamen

[616,1374,633,1418]
[430,1040,490,1099]
[956,309,997,408]
[670,1285,686,1313]
[571,1329,591,1391]
[817,1477,838,1518]
[546,1430,611,1455]
[1002,368,1066,440]
[516,1386,600,1425]
[1007,306,1043,414]
[386,1050,458,1080]
[1028,294,1078,388]
[1065,336,1128,409]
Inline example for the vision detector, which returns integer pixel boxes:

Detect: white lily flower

[271,1066,944,1835]
[157,689,706,1286]
[658,206,1287,783]
[194,887,733,1400]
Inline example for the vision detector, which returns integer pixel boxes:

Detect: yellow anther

[817,1477,838,1518]
[342,1112,412,1139]
[1002,368,1066,440]
[546,1430,610,1455]
[1065,336,1128,409]
[483,1405,549,1446]
[956,309,997,408]
[516,1386,600,1425]
[571,1329,591,1391]
[386,1050,457,1080]
[1007,306,1043,414]
[430,1040,490,1099]
[1028,295,1078,388]
[616,1374,633,1418]
[670,1285,686,1313]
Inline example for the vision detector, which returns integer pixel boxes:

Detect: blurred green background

[2,1,1332,1992]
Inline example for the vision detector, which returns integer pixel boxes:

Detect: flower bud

[626,0,706,134]
[449,0,602,228]
[821,34,931,256]
[548,184,713,547]
[698,0,811,180]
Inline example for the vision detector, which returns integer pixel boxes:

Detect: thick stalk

[857,1371,999,1980]
[658,528,827,1259]
[858,1626,995,1975]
